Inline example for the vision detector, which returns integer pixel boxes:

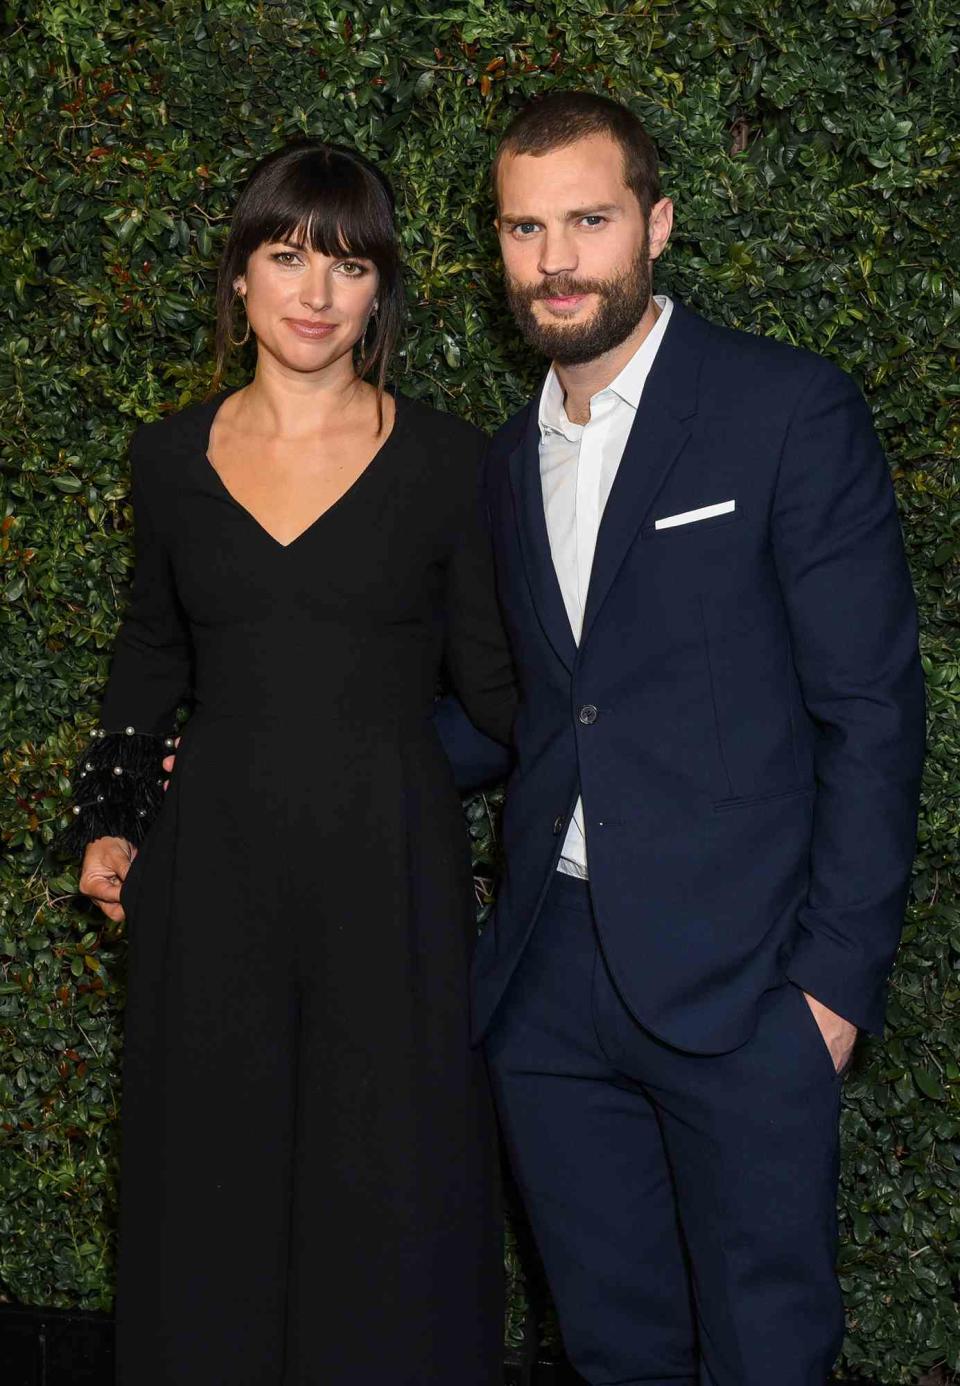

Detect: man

[447,90,925,1385]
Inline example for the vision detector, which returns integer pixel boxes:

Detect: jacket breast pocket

[642,500,741,540]
[712,785,814,812]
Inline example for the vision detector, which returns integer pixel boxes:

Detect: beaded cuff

[57,725,176,857]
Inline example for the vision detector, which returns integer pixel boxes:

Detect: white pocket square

[654,499,736,531]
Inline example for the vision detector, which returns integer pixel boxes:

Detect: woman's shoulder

[126,391,223,494]
[131,391,219,454]
[392,392,490,502]
[394,392,487,456]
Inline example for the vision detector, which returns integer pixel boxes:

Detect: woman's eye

[337,260,368,277]
[271,252,301,266]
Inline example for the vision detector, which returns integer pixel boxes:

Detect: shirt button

[553,815,564,835]
[578,704,598,725]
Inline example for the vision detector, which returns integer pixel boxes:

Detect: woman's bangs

[256,160,393,266]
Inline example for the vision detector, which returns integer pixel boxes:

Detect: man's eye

[513,222,540,237]
[581,215,606,228]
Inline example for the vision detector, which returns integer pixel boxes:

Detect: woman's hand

[161,735,180,785]
[79,836,137,923]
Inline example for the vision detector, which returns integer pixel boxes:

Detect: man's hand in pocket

[803,992,857,1075]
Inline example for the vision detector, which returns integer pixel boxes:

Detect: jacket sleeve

[59,425,192,855]
[776,361,926,1034]
[432,693,514,791]
[442,442,518,751]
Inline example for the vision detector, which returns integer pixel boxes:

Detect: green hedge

[1,1,958,1379]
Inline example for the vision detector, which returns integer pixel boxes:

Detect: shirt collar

[538,362,579,442]
[537,294,674,441]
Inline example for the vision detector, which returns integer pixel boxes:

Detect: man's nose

[538,227,577,279]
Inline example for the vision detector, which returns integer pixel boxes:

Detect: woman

[61,139,516,1385]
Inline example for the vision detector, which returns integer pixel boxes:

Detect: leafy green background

[1,0,958,1379]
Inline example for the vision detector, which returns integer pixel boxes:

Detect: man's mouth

[539,292,591,314]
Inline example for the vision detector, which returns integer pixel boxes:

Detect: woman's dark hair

[210,139,403,418]
[491,90,661,217]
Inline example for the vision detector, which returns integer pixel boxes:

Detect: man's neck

[555,296,662,426]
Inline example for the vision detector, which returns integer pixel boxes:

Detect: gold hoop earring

[228,290,251,348]
[357,307,378,368]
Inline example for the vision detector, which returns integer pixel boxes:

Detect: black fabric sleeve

[59,425,192,855]
[443,445,518,749]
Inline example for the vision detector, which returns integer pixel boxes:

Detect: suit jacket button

[553,815,564,834]
[578,704,598,725]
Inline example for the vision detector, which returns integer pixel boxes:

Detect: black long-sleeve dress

[63,388,516,1386]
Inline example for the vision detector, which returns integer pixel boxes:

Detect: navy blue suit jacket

[446,299,925,1053]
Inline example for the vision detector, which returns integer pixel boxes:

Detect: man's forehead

[497,134,631,205]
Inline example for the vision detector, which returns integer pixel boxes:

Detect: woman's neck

[235,351,377,440]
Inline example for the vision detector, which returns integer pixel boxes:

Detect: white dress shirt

[538,294,674,878]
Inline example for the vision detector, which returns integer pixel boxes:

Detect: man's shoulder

[488,400,534,461]
[682,302,856,404]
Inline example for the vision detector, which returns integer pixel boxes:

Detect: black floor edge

[0,1304,887,1385]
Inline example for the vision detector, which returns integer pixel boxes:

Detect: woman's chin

[263,336,354,375]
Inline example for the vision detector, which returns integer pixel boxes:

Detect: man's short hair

[491,90,661,216]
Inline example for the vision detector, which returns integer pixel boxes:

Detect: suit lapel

[507,401,578,672]
[580,301,705,646]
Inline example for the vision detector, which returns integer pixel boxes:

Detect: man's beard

[505,246,652,367]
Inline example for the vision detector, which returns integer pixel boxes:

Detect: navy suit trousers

[485,874,846,1386]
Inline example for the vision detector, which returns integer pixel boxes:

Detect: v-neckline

[200,386,402,551]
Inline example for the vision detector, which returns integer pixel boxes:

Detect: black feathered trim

[56,728,172,858]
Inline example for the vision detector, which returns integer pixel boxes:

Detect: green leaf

[913,1068,946,1102]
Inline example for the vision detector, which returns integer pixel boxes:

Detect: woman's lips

[286,319,337,339]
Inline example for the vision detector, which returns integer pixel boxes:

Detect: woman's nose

[300,271,333,312]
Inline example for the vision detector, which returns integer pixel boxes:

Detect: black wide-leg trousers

[113,719,503,1386]
[485,873,845,1386]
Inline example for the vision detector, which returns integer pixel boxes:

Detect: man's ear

[648,197,674,263]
